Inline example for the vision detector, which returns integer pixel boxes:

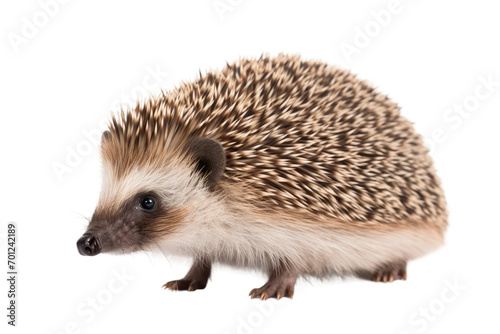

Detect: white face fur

[85,158,221,254]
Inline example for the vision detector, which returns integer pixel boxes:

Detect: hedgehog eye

[140,196,155,210]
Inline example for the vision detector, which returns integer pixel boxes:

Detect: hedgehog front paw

[162,279,207,291]
[163,258,211,292]
[249,282,295,300]
[249,263,297,300]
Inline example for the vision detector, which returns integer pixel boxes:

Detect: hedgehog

[76,54,447,300]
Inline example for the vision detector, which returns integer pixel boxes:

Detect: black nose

[77,233,101,256]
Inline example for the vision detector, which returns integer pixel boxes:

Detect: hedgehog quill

[77,55,447,300]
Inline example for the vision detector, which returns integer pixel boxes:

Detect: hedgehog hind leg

[368,260,407,283]
[249,261,297,300]
[162,258,211,291]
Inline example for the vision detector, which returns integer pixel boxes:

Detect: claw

[162,282,174,290]
[261,291,269,300]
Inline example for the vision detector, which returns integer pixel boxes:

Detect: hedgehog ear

[185,138,226,190]
[101,131,112,144]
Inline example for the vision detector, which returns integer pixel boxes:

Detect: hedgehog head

[76,111,226,256]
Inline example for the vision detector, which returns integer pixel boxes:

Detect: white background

[1,0,499,333]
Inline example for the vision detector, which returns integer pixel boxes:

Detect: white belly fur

[156,208,443,277]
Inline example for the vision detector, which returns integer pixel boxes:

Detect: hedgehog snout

[77,233,101,256]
